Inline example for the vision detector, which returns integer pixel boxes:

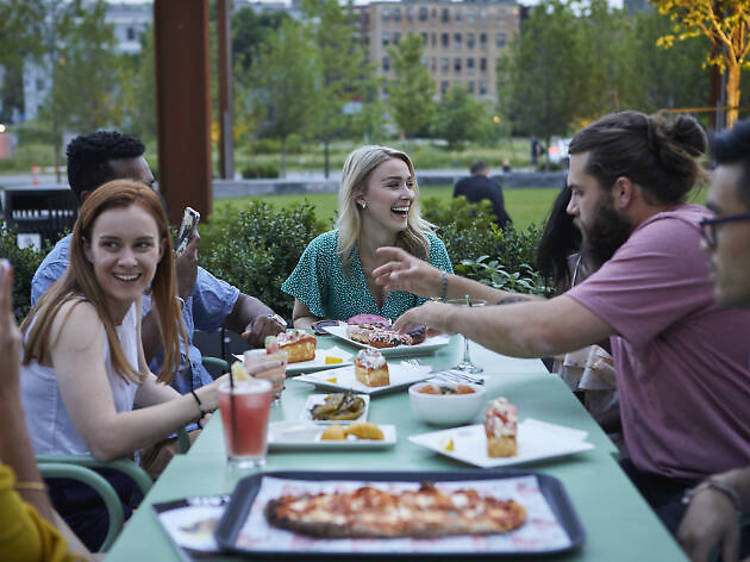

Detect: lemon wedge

[325,377,338,383]
[325,356,343,365]
[230,360,250,382]
[440,436,455,452]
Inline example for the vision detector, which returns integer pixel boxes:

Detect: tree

[654,0,750,128]
[498,1,589,155]
[119,26,157,143]
[388,34,435,138]
[232,7,289,72]
[245,19,317,176]
[43,0,121,135]
[431,85,491,150]
[302,0,375,177]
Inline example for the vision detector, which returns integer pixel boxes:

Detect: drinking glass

[243,348,288,404]
[218,378,272,470]
[445,298,487,374]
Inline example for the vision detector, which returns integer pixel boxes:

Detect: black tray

[215,469,585,559]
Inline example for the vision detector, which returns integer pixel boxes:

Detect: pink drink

[218,379,272,468]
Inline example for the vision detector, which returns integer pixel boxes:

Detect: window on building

[467,32,475,49]
[441,33,449,48]
[480,9,487,24]
[467,9,475,24]
[36,78,45,92]
[480,57,487,72]
[382,7,389,22]
[407,7,414,22]
[363,35,370,46]
[455,9,462,22]
[431,57,437,72]
[441,57,449,73]
[383,56,390,71]
[480,32,487,49]
[382,32,390,46]
[467,57,474,76]
[441,8,450,23]
[454,58,462,73]
[393,7,401,22]
[421,32,427,45]
[479,80,487,95]
[431,33,436,47]
[496,33,506,48]
[454,33,462,49]
[419,7,428,21]
[468,81,475,93]
[441,80,449,94]
[126,26,136,41]
[432,8,437,19]
[394,32,401,44]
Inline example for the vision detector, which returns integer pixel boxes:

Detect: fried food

[345,421,384,440]
[310,393,366,421]
[320,425,347,441]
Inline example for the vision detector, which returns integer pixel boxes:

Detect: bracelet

[682,479,743,515]
[190,390,206,419]
[439,272,448,302]
[15,481,47,492]
[176,296,186,311]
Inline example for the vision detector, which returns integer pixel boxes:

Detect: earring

[358,201,367,209]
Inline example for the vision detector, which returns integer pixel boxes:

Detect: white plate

[408,418,595,468]
[268,421,396,450]
[234,347,354,375]
[293,362,433,395]
[300,393,370,425]
[323,324,450,357]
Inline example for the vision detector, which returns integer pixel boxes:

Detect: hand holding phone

[175,207,200,255]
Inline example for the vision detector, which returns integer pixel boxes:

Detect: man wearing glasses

[677,121,750,562]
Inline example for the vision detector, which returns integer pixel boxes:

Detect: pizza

[264,481,526,539]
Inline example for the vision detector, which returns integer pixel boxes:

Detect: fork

[429,368,485,385]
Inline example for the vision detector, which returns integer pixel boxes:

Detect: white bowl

[408,381,486,426]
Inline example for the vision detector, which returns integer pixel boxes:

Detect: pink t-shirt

[568,204,750,479]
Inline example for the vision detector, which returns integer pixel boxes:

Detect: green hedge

[5,197,548,324]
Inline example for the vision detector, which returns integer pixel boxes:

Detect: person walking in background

[282,145,452,329]
[453,161,512,230]
[530,136,543,166]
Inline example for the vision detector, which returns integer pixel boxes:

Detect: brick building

[357,0,520,101]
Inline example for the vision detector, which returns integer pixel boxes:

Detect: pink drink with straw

[218,378,272,468]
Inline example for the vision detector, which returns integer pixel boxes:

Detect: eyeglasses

[699,213,750,249]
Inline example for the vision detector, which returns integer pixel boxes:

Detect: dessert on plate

[484,398,518,457]
[266,329,317,363]
[354,348,389,387]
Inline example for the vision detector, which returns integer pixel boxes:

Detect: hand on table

[373,246,443,298]
[677,487,740,562]
[393,301,456,335]
[241,313,287,347]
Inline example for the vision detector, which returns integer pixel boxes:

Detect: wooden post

[218,0,235,180]
[153,0,212,224]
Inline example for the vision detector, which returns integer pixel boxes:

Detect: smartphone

[175,207,200,255]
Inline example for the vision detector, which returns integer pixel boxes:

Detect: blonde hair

[336,145,434,272]
[22,180,187,384]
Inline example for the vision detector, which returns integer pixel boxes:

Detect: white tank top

[20,300,140,455]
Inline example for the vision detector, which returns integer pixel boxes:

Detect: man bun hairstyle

[569,110,707,205]
[66,130,145,204]
[710,118,750,209]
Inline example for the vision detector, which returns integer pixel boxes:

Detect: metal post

[218,0,235,180]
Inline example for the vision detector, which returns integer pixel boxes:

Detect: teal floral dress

[281,230,453,322]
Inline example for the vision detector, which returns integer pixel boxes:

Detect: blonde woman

[282,145,452,329]
[19,180,278,550]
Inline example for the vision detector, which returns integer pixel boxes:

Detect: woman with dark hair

[536,185,618,436]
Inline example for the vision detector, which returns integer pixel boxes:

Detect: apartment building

[358,0,520,101]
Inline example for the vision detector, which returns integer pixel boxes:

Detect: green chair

[36,455,152,551]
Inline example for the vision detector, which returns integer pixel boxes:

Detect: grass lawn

[213,186,561,230]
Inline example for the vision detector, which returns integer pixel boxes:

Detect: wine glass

[445,298,487,374]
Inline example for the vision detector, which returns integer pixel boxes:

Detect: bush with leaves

[199,201,326,321]
[421,195,544,293]
[456,256,550,297]
[0,227,46,322]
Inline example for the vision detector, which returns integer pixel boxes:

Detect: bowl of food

[408,381,486,426]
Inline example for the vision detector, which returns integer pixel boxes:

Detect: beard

[580,195,634,269]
